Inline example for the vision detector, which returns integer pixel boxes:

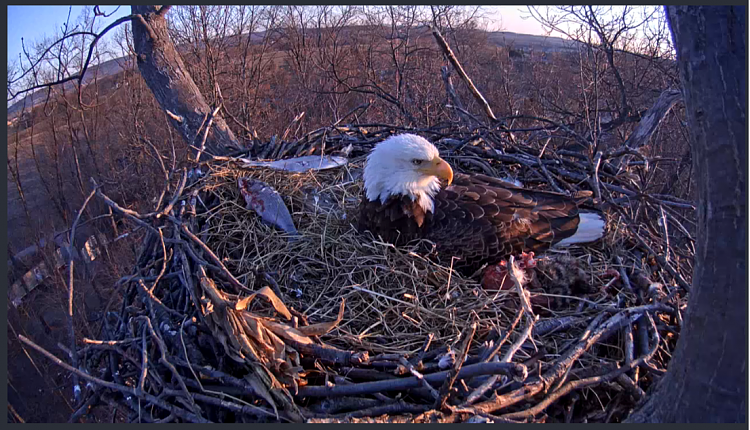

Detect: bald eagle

[357,134,605,275]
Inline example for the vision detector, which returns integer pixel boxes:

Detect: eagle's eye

[411,159,424,166]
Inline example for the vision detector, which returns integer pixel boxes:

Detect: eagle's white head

[363,134,454,213]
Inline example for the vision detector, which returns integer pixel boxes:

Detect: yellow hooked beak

[420,157,454,185]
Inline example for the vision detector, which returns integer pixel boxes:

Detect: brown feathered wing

[358,173,585,274]
[426,173,581,272]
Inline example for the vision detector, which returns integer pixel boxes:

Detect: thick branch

[622,89,682,149]
[430,25,497,123]
[297,361,526,398]
[130,5,242,158]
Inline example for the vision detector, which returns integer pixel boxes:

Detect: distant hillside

[487,31,585,52]
[8,28,580,120]
[7,56,131,118]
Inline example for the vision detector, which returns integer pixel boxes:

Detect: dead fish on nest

[301,186,347,220]
[239,155,348,173]
[238,178,299,239]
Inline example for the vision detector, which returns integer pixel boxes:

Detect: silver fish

[239,155,348,172]
[238,178,298,237]
[301,186,346,220]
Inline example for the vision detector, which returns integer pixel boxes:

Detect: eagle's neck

[364,176,441,214]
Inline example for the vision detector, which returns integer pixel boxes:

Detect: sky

[7,5,546,66]
[484,6,546,35]
[7,5,130,66]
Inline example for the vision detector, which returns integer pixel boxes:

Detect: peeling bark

[623,89,682,149]
[626,6,746,423]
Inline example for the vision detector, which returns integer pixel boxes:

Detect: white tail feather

[555,212,605,247]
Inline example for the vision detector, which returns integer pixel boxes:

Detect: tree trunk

[130,5,242,158]
[626,6,746,422]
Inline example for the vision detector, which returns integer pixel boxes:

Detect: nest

[21,125,693,423]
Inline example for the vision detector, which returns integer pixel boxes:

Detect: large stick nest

[45,125,693,423]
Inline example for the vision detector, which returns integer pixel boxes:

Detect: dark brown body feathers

[358,173,587,274]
